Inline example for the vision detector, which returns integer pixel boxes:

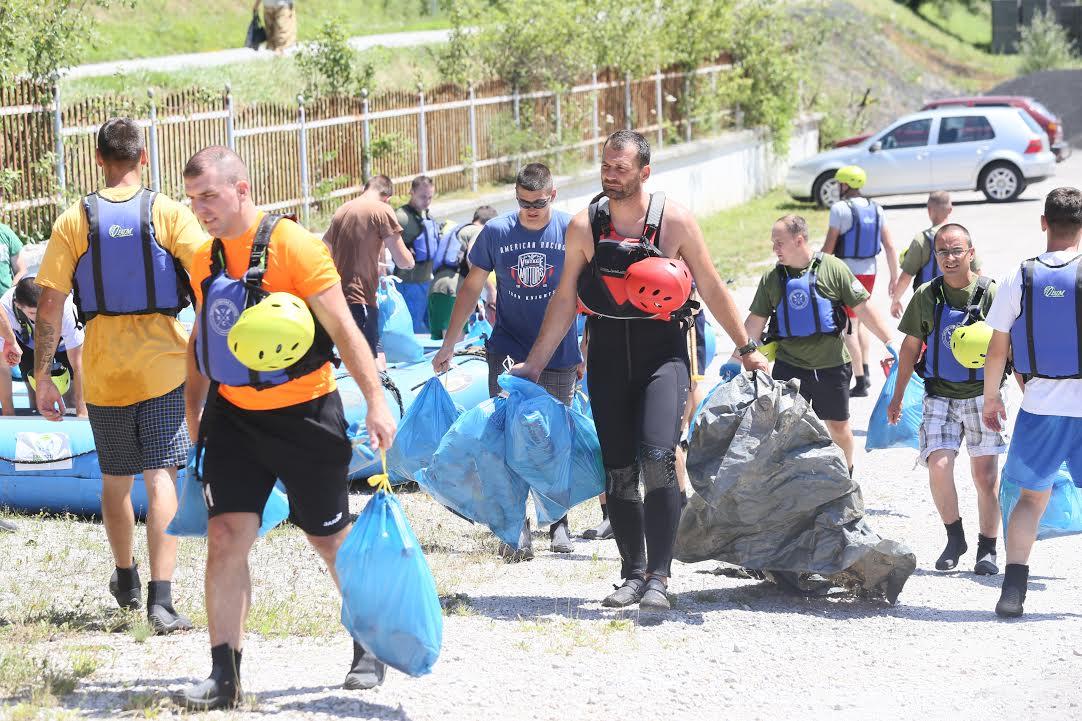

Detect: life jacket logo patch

[511,252,554,288]
[209,298,240,336]
[1044,285,1066,298]
[942,322,960,349]
[788,289,810,310]
[108,224,134,238]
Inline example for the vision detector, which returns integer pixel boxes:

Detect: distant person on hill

[252,0,296,53]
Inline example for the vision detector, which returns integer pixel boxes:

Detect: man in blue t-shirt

[433,162,581,560]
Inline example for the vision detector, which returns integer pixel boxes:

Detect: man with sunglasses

[888,223,1005,577]
[432,162,580,559]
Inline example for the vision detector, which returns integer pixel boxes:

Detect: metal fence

[0,61,732,238]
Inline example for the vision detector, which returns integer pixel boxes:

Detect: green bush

[1018,10,1078,75]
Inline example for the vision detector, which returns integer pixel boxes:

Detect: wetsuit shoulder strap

[641,192,665,247]
[587,191,609,247]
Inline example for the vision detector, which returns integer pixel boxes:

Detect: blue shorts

[1002,410,1082,491]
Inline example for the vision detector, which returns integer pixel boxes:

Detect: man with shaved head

[34,116,206,633]
[178,145,397,708]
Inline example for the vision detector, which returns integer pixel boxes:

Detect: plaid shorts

[919,394,1008,465]
[87,384,192,476]
[486,354,577,405]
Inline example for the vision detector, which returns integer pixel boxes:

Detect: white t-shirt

[985,249,1082,417]
[828,197,885,277]
[0,288,84,352]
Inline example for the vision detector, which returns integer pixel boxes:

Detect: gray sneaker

[0,519,17,533]
[498,520,534,562]
[601,577,646,608]
[550,520,573,554]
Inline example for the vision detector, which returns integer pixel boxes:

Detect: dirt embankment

[991,69,1082,145]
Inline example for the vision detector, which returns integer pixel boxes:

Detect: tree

[0,0,132,83]
[1018,10,1078,75]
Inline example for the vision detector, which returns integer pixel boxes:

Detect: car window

[937,116,995,144]
[1017,109,1044,134]
[879,119,932,149]
[1028,99,1054,119]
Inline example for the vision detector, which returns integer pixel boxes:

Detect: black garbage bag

[676,371,916,603]
[245,11,267,50]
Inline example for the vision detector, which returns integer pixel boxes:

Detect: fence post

[361,88,371,182]
[417,83,428,174]
[591,68,600,164]
[52,77,65,199]
[467,83,478,192]
[147,89,161,192]
[684,73,692,143]
[554,90,562,173]
[297,94,310,227]
[225,82,236,150]
[512,84,521,128]
[654,67,663,148]
[624,71,632,129]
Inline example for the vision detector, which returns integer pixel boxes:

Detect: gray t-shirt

[828,197,885,276]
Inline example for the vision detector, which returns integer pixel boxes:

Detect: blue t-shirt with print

[468,210,580,369]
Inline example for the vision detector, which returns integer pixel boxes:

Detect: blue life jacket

[1010,254,1082,380]
[11,305,72,353]
[401,206,439,264]
[913,228,940,290]
[194,214,336,390]
[768,253,845,339]
[918,276,992,383]
[433,223,468,272]
[836,199,882,259]
[72,188,191,322]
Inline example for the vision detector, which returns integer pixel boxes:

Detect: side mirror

[869,141,883,153]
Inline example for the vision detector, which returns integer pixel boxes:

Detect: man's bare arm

[33,288,66,379]
[384,232,414,270]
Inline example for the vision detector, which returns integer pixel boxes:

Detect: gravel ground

[4,162,1082,721]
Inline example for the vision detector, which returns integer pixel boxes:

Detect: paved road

[62,29,451,79]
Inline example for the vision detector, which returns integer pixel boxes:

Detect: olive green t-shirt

[394,204,434,284]
[897,275,997,399]
[750,253,870,370]
[901,225,981,289]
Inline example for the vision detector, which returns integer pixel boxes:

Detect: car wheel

[979,162,1023,203]
[812,172,840,208]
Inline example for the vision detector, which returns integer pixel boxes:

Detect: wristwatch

[736,341,758,357]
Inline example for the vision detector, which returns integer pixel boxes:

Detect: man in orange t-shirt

[178,146,396,710]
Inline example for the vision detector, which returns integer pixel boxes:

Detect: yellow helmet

[227,292,315,372]
[759,341,777,362]
[950,321,993,369]
[28,364,72,396]
[834,165,867,190]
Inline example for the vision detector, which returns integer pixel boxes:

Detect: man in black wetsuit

[512,130,768,610]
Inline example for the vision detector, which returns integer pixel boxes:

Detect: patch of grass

[699,189,830,283]
[80,0,448,64]
[123,690,172,718]
[246,592,339,638]
[0,647,97,704]
[514,613,636,654]
[917,1,991,49]
[128,619,153,644]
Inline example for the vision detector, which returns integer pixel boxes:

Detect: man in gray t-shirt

[821,166,898,397]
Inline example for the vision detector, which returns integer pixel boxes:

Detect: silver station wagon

[786,107,1058,207]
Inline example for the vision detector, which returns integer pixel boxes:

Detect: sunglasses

[516,196,551,210]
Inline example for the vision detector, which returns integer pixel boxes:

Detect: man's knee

[207,514,259,555]
[307,528,349,561]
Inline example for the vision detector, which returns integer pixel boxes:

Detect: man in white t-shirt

[822,166,899,397]
[0,276,85,417]
[983,186,1082,618]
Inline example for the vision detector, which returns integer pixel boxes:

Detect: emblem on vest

[942,322,960,349]
[788,289,810,310]
[511,252,554,288]
[108,224,135,238]
[209,298,240,336]
[1043,285,1066,298]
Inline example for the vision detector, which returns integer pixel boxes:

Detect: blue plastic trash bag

[377,279,424,363]
[336,491,442,677]
[167,448,290,537]
[1001,465,1082,541]
[866,357,923,450]
[415,396,530,547]
[718,360,742,383]
[466,316,493,340]
[387,377,463,483]
[500,374,604,524]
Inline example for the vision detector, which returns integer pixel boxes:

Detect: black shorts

[201,390,353,536]
[348,303,382,358]
[771,359,852,422]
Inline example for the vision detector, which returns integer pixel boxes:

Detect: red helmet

[624,257,692,319]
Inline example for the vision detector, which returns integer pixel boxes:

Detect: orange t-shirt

[191,213,341,411]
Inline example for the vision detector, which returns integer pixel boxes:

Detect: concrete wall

[432,116,821,224]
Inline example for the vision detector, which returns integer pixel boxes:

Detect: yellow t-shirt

[35,185,207,406]
[190,213,341,411]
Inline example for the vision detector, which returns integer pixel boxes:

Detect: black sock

[977,534,997,557]
[862,363,870,378]
[115,563,138,590]
[600,502,608,520]
[936,518,968,570]
[211,643,241,684]
[680,490,688,509]
[147,581,173,610]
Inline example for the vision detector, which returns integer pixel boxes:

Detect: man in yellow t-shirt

[34,118,206,633]
[177,146,396,710]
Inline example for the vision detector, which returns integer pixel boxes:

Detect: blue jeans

[398,281,430,334]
